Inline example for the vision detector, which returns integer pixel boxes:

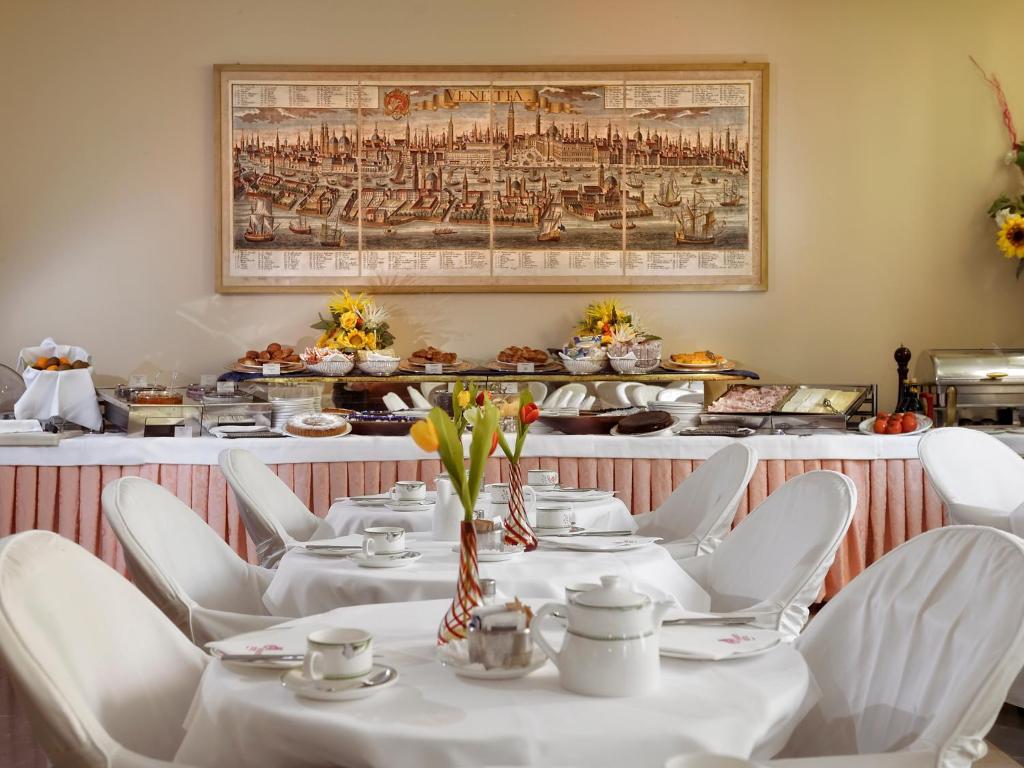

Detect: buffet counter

[1,429,993,602]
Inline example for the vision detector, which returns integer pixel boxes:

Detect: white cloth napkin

[284,534,363,551]
[0,420,43,434]
[659,624,781,660]
[14,338,101,431]
[536,535,661,552]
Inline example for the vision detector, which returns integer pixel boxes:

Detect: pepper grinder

[894,344,911,411]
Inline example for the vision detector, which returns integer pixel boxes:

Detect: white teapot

[533,575,672,697]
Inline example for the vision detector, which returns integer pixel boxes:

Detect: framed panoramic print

[215,64,768,293]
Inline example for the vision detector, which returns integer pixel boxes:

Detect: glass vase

[504,462,538,551]
[437,521,482,645]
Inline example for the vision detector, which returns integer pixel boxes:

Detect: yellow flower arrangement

[997,214,1024,260]
[312,289,395,351]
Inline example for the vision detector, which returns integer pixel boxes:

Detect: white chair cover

[634,443,757,558]
[918,427,1024,533]
[0,530,205,767]
[775,526,1024,768]
[219,448,335,568]
[676,470,856,640]
[666,751,936,767]
[102,476,289,646]
[918,427,1024,708]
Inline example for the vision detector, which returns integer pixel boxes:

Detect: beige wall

[2,0,1022,408]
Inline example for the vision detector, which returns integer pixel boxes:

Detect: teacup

[565,582,601,603]
[486,483,512,503]
[536,503,575,530]
[528,469,559,488]
[362,526,406,556]
[304,628,373,681]
[389,480,426,502]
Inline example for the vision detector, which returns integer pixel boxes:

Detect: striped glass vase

[504,462,538,551]
[437,521,482,645]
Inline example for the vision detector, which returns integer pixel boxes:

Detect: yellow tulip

[410,419,439,452]
[456,390,471,408]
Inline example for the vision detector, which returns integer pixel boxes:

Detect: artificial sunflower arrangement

[973,58,1024,274]
[311,289,396,352]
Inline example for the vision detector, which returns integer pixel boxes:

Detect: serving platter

[662,359,735,372]
[484,360,563,373]
[858,415,932,437]
[399,359,473,374]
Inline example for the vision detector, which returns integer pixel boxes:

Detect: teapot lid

[573,575,648,609]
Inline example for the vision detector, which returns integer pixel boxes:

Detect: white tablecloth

[327,495,637,536]
[175,600,816,768]
[0,430,979,466]
[262,533,708,617]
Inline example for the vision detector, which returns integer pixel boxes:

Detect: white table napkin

[0,420,43,434]
[284,534,363,551]
[537,535,661,552]
[659,624,781,661]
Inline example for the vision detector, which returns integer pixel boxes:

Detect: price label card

[216,381,235,395]
[173,425,192,439]
[516,362,535,373]
[129,374,148,388]
[262,363,281,376]
[424,363,444,375]
[200,374,218,387]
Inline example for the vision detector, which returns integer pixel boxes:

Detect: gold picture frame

[216,64,768,293]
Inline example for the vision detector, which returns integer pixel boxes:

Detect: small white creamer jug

[432,473,463,541]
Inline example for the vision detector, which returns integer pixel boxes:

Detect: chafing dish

[926,349,1024,427]
[199,392,272,435]
[99,388,201,437]
[700,384,876,433]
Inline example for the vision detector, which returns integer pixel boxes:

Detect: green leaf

[466,403,498,519]
[1015,259,1024,280]
[989,195,1013,217]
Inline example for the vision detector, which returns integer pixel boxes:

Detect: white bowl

[357,358,400,377]
[609,357,638,374]
[306,358,354,376]
[560,356,606,376]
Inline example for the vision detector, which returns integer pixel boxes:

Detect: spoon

[292,666,396,693]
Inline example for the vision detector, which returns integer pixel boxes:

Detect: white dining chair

[664,527,1024,768]
[0,530,206,767]
[918,426,1024,708]
[102,476,289,645]
[675,470,856,640]
[634,443,757,559]
[918,427,1024,533]
[219,447,335,567]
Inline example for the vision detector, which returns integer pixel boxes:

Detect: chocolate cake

[617,410,673,435]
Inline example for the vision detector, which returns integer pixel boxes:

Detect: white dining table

[327,492,637,536]
[262,533,708,617]
[175,599,816,768]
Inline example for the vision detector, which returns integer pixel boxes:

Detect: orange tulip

[410,419,439,453]
[520,402,540,425]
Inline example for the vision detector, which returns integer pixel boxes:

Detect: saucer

[535,525,585,536]
[436,641,548,680]
[449,545,524,562]
[386,500,433,511]
[281,664,399,701]
[351,551,422,568]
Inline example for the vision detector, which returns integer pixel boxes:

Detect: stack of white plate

[647,400,704,429]
[271,397,321,430]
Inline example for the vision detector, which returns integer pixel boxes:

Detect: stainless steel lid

[929,349,1024,384]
